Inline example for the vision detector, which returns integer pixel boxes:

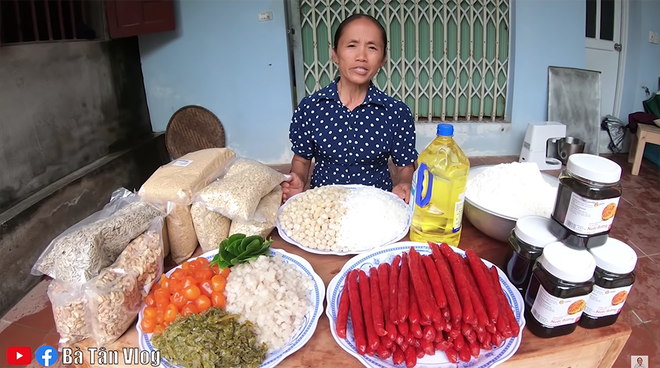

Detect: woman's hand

[392,183,412,204]
[281,172,305,203]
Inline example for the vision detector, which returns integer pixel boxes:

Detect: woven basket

[165,105,226,159]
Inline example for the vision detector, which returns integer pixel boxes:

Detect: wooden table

[73,221,631,368]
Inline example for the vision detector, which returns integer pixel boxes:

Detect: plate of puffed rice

[276,184,412,255]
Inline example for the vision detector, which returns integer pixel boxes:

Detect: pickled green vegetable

[211,234,273,269]
[151,307,267,368]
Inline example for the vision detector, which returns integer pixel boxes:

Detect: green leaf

[212,233,273,269]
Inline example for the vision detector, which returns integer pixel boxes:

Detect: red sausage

[409,283,420,324]
[422,254,448,309]
[398,253,410,323]
[357,269,380,351]
[429,242,462,325]
[405,344,417,368]
[336,282,350,338]
[377,263,398,340]
[439,243,477,326]
[407,248,436,322]
[466,249,500,324]
[421,339,435,355]
[445,348,459,363]
[392,346,405,365]
[368,268,388,337]
[347,270,367,355]
[489,266,520,337]
[422,325,436,342]
[462,257,490,329]
[389,255,401,324]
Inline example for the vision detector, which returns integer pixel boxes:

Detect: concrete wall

[0,37,152,212]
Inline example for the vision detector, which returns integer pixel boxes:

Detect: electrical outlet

[258,11,273,22]
[650,31,659,44]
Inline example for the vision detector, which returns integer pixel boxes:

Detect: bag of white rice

[138,148,235,205]
[196,159,286,222]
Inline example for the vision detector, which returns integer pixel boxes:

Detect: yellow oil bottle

[410,123,470,246]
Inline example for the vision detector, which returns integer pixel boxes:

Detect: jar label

[584,284,632,317]
[531,285,589,327]
[562,193,619,235]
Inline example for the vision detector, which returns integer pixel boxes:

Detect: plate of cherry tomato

[137,255,230,335]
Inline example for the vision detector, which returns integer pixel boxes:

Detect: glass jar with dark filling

[506,216,559,294]
[525,241,596,338]
[549,154,622,249]
[580,238,637,329]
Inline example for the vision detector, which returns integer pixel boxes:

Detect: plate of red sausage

[326,241,525,368]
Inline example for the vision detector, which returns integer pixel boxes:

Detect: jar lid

[539,242,596,283]
[588,238,638,274]
[566,154,622,184]
[515,216,559,248]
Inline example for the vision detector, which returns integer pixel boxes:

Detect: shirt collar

[316,77,387,107]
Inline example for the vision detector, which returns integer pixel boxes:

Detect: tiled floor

[1,153,658,368]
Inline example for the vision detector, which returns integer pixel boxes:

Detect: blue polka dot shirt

[289,78,419,191]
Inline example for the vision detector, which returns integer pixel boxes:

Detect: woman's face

[332,18,386,87]
[638,358,643,364]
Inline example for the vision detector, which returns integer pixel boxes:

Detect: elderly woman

[281,13,418,203]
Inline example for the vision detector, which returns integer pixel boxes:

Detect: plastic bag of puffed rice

[229,185,282,238]
[84,218,164,346]
[195,158,286,222]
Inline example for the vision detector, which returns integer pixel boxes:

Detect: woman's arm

[282,154,312,202]
[392,163,415,203]
[291,154,312,189]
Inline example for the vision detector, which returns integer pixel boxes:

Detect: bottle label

[562,193,619,235]
[584,284,632,318]
[530,285,589,327]
[452,192,465,233]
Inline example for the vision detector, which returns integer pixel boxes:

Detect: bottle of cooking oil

[410,123,470,246]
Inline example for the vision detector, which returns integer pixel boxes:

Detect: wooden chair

[628,123,660,175]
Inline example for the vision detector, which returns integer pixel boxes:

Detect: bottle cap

[514,216,559,248]
[567,154,622,184]
[437,123,454,137]
[539,242,596,283]
[588,237,637,275]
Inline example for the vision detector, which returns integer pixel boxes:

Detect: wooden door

[106,0,175,39]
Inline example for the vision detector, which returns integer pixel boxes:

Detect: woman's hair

[333,13,387,57]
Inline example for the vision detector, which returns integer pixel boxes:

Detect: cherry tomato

[170,291,187,309]
[156,311,165,325]
[181,303,199,316]
[167,278,184,294]
[153,324,165,334]
[181,261,191,271]
[141,317,156,333]
[160,276,170,291]
[218,267,230,279]
[199,280,214,298]
[145,294,156,307]
[211,291,226,308]
[196,257,210,268]
[181,276,198,289]
[195,295,211,312]
[164,304,179,322]
[210,275,226,292]
[183,285,201,301]
[143,306,158,320]
[154,288,171,304]
[170,269,189,280]
[194,268,214,283]
[210,264,221,275]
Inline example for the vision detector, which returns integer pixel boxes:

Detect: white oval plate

[276,184,413,256]
[326,241,526,368]
[136,248,326,368]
